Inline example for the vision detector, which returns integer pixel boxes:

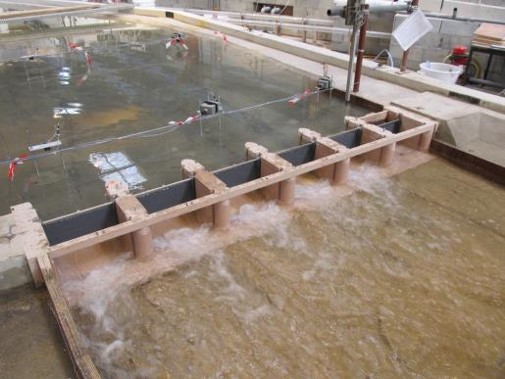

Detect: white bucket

[419,62,463,84]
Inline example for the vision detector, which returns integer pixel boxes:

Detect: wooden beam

[0,5,99,20]
[37,254,101,379]
[49,123,435,258]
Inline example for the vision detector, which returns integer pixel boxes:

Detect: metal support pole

[345,20,359,102]
[400,0,419,72]
[399,49,409,72]
[353,5,368,93]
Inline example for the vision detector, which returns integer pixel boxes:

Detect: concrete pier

[115,195,153,261]
[299,128,350,185]
[360,124,396,167]
[10,203,50,287]
[181,159,231,228]
[245,142,295,205]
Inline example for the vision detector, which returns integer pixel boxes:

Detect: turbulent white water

[62,162,505,378]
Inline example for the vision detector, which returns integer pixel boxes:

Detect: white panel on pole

[392,10,433,51]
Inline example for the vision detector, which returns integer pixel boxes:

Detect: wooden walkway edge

[38,254,101,379]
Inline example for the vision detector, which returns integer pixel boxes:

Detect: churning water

[62,159,505,378]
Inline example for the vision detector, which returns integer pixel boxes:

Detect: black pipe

[424,12,505,26]
[327,7,344,17]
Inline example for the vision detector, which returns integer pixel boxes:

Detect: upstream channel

[0,25,369,219]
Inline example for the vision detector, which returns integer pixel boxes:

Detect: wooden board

[473,37,505,48]
[473,23,505,47]
[474,23,505,41]
[49,122,436,259]
[38,254,101,379]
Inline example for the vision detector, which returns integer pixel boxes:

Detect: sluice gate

[10,107,436,378]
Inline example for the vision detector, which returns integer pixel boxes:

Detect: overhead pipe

[422,12,505,26]
[327,6,345,17]
[327,2,410,16]
[353,4,369,93]
[184,8,336,26]
[0,3,132,24]
[227,18,390,39]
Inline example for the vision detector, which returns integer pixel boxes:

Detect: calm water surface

[0,27,367,219]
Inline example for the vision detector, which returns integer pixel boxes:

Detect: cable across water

[0,88,330,166]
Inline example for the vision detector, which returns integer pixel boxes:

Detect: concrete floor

[0,285,74,378]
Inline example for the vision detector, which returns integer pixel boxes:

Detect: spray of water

[62,200,300,376]
[62,164,470,377]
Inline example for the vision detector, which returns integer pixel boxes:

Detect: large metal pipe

[0,3,132,24]
[327,2,409,16]
[353,7,369,93]
[186,7,505,27]
[183,8,335,25]
[327,7,345,17]
[423,12,505,26]
[227,18,390,39]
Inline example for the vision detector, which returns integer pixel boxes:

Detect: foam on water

[62,200,297,376]
[61,162,505,378]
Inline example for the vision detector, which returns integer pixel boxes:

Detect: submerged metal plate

[136,178,196,214]
[379,119,401,134]
[329,128,362,148]
[213,159,261,187]
[278,142,316,166]
[42,203,119,246]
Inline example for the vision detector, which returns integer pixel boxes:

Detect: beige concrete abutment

[181,159,231,228]
[298,128,350,185]
[245,142,296,206]
[115,196,153,261]
[105,179,153,261]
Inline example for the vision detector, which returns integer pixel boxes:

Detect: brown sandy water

[61,158,505,378]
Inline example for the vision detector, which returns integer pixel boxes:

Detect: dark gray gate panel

[329,128,362,148]
[213,158,261,187]
[278,142,316,166]
[42,203,119,246]
[379,119,401,134]
[136,178,196,214]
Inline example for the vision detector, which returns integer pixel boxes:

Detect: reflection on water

[0,27,367,219]
[63,159,505,378]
